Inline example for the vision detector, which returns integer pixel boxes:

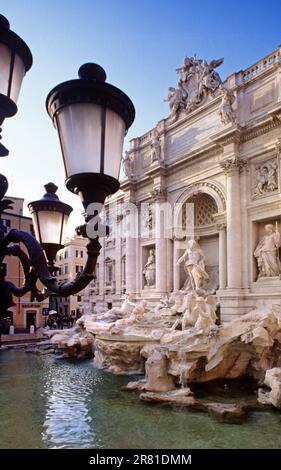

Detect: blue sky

[1,0,281,231]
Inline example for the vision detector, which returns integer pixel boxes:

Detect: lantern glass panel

[10,53,25,103]
[32,210,68,245]
[57,102,102,177]
[0,43,11,96]
[104,108,126,180]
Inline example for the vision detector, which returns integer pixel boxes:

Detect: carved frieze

[252,157,278,198]
[150,188,167,202]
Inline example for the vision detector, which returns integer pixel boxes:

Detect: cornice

[241,114,281,143]
[211,125,242,148]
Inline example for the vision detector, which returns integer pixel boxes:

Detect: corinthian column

[124,201,138,296]
[152,188,168,295]
[125,235,136,294]
[220,157,246,289]
[173,240,181,291]
[217,223,227,289]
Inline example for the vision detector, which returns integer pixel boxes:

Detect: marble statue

[200,59,224,94]
[154,295,170,314]
[122,151,133,179]
[254,159,278,196]
[170,294,183,315]
[171,292,217,331]
[194,295,217,330]
[143,204,153,231]
[151,129,162,162]
[254,224,281,278]
[143,249,156,287]
[181,292,198,329]
[219,86,236,125]
[164,86,183,119]
[111,301,148,334]
[96,293,136,321]
[166,55,224,120]
[177,239,209,290]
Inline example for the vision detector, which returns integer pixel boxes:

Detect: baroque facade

[90,46,281,321]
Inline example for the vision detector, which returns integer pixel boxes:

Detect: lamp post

[0,14,32,156]
[28,183,73,273]
[46,62,135,212]
[0,14,135,345]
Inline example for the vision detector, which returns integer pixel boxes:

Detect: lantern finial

[78,63,106,82]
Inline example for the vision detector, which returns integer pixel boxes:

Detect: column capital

[275,137,281,156]
[150,187,167,202]
[219,156,248,174]
[216,222,226,231]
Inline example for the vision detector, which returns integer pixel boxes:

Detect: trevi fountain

[3,47,281,449]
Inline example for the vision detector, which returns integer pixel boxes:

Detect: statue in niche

[254,223,281,278]
[177,239,209,291]
[122,151,133,179]
[219,85,236,125]
[254,159,278,196]
[151,129,162,163]
[143,249,156,287]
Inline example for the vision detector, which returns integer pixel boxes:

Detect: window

[3,219,11,228]
[80,251,83,258]
[30,224,34,235]
[75,265,83,274]
[75,250,78,257]
[1,219,11,232]
[77,295,82,302]
[105,258,115,286]
[65,265,68,275]
[64,250,68,259]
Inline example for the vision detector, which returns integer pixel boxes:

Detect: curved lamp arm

[4,245,46,301]
[43,239,101,296]
[0,228,101,299]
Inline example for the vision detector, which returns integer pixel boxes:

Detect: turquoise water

[0,349,281,449]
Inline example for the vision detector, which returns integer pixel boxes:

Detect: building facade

[49,235,88,317]
[85,46,281,321]
[1,196,49,329]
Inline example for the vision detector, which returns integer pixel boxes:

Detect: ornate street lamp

[0,14,32,156]
[28,183,73,271]
[0,13,135,334]
[46,62,135,211]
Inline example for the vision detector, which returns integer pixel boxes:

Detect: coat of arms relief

[165,54,234,122]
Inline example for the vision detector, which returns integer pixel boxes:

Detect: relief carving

[253,158,278,197]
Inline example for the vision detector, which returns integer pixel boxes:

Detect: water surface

[0,350,280,449]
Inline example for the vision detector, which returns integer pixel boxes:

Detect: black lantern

[46,63,135,211]
[0,14,33,156]
[28,183,72,269]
